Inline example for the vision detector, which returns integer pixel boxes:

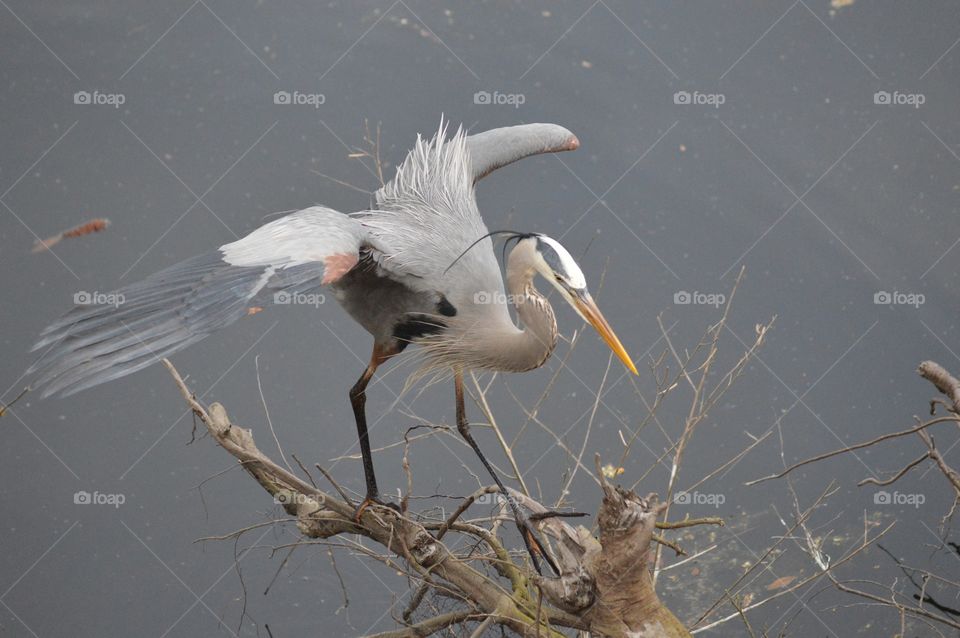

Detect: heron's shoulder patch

[392,314,448,351]
[321,253,359,284]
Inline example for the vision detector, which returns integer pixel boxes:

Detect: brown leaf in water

[766,575,797,590]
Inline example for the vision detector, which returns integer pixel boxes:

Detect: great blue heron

[28,121,637,574]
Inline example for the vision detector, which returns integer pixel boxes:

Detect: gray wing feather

[361,121,579,309]
[361,122,492,299]
[29,206,366,397]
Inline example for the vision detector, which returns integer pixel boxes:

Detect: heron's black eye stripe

[536,237,568,278]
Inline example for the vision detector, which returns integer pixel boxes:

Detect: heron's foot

[510,507,560,577]
[353,494,401,523]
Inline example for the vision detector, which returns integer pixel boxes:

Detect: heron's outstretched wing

[29,206,368,397]
[360,122,579,308]
[464,123,579,183]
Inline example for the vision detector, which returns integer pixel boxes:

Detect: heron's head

[517,234,638,375]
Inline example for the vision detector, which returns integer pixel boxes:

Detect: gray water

[3,1,960,636]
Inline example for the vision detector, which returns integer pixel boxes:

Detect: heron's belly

[331,266,450,346]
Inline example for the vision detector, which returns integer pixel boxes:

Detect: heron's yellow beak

[573,292,638,375]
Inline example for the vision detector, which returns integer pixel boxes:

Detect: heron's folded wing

[29,206,367,398]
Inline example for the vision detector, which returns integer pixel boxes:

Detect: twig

[255,354,291,473]
[468,372,530,496]
[468,614,494,638]
[858,453,929,487]
[291,454,317,488]
[0,387,29,417]
[746,416,957,486]
[363,609,479,638]
[316,463,355,506]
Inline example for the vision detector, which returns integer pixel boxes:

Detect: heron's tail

[27,252,276,398]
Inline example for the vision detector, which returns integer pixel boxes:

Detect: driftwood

[162,359,693,637]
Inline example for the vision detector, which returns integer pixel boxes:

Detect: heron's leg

[350,365,379,497]
[453,372,559,576]
[350,344,400,521]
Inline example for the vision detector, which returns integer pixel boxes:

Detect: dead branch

[918,360,960,414]
[161,359,694,637]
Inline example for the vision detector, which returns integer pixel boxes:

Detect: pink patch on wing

[321,253,358,284]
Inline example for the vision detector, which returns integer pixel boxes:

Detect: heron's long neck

[497,251,558,372]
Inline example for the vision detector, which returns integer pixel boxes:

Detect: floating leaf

[33,218,111,253]
[766,575,797,590]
